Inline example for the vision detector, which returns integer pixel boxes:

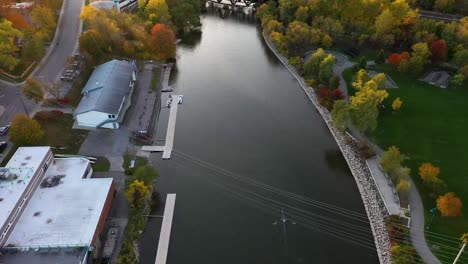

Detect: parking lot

[79,62,161,170]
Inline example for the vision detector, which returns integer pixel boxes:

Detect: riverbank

[262,31,392,264]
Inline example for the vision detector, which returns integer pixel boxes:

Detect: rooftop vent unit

[0,168,10,180]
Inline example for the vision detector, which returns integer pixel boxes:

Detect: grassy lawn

[123,154,148,175]
[92,156,110,172]
[35,112,88,154]
[343,64,467,261]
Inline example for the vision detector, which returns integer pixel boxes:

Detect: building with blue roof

[74,59,137,129]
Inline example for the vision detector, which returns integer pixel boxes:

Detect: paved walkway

[330,55,442,264]
[366,157,406,217]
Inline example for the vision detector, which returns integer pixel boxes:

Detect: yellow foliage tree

[392,97,402,111]
[10,114,44,146]
[322,34,333,48]
[125,180,151,208]
[396,179,411,194]
[461,233,468,243]
[437,192,462,217]
[418,163,440,182]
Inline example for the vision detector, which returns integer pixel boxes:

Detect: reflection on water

[138,11,378,264]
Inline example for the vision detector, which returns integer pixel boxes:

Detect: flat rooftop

[0,147,50,235]
[5,158,113,248]
[0,247,87,264]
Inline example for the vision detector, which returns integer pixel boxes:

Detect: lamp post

[426,207,437,230]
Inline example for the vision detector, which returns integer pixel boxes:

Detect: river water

[139,13,378,264]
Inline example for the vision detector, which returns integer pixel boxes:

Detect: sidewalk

[332,55,442,264]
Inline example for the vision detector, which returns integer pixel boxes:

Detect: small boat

[178,95,183,104]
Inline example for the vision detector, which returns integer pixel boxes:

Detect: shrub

[375,49,385,64]
[329,75,340,89]
[388,53,402,65]
[437,192,463,217]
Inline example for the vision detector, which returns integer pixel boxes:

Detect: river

[139,12,378,264]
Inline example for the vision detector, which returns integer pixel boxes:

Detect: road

[33,0,85,83]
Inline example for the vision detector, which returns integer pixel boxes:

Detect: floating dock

[162,96,180,159]
[154,193,176,264]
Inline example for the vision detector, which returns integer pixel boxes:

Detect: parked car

[0,125,10,136]
[0,141,7,152]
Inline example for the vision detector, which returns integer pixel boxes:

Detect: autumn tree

[318,54,336,84]
[79,29,106,60]
[312,16,344,39]
[3,12,29,29]
[350,71,388,132]
[434,0,459,13]
[294,5,309,23]
[322,34,333,48]
[453,49,468,67]
[304,49,325,76]
[150,23,176,61]
[10,114,44,146]
[380,146,406,173]
[407,42,431,75]
[419,163,441,182]
[390,166,411,183]
[392,97,403,112]
[265,19,284,35]
[167,0,201,33]
[388,53,402,65]
[22,37,45,61]
[0,19,22,71]
[396,179,411,198]
[125,180,151,208]
[131,165,159,185]
[437,192,462,217]
[390,244,416,264]
[285,21,320,54]
[146,0,172,26]
[278,0,306,25]
[431,39,447,63]
[22,79,44,103]
[331,100,350,131]
[270,31,287,55]
[30,6,56,42]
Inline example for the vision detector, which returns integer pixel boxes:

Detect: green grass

[92,156,110,172]
[343,64,467,261]
[35,112,88,154]
[122,154,148,175]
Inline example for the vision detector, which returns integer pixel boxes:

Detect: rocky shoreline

[262,32,392,264]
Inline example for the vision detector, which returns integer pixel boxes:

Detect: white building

[0,147,115,264]
[89,0,138,12]
[74,59,137,129]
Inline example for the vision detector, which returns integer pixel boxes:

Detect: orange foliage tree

[388,53,402,65]
[4,12,29,29]
[418,163,440,182]
[431,39,447,63]
[150,23,176,61]
[437,192,462,217]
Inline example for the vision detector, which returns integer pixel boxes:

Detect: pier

[154,194,176,264]
[141,95,182,159]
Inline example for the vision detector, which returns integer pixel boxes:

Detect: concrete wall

[76,111,115,129]
[91,180,116,257]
